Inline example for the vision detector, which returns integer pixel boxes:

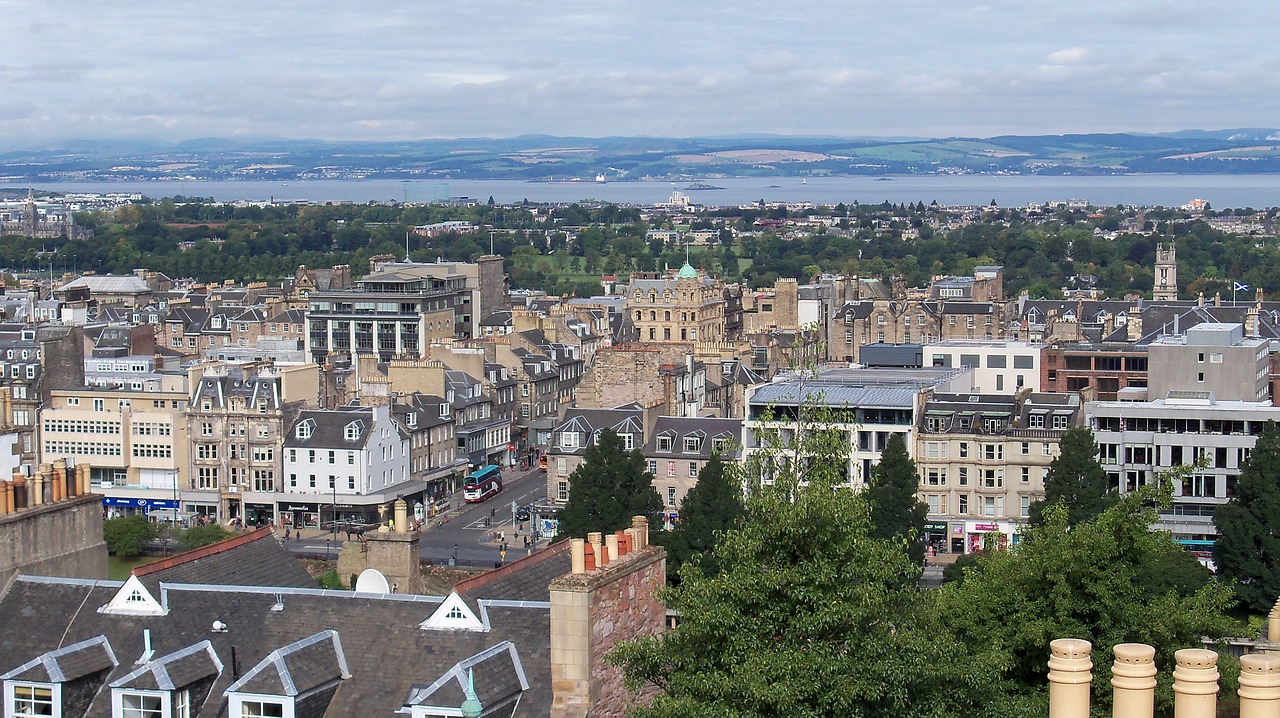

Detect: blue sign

[102,497,179,510]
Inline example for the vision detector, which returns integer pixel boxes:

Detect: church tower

[1153,243,1178,302]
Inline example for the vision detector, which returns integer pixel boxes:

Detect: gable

[99,575,166,616]
[420,592,485,632]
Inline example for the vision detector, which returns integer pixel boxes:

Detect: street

[286,464,549,568]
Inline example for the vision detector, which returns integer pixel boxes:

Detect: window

[683,436,701,453]
[958,494,968,515]
[120,692,163,718]
[1042,442,1052,456]
[689,462,698,477]
[647,460,657,476]
[239,701,285,718]
[656,435,673,452]
[982,469,1003,488]
[983,444,1003,461]
[197,444,218,460]
[1021,496,1031,517]
[621,433,634,450]
[667,486,677,507]
[329,450,336,464]
[557,481,568,501]
[1051,414,1069,430]
[958,442,968,458]
[10,683,56,718]
[173,690,190,718]
[926,468,947,486]
[561,431,579,449]
[348,452,355,465]
[93,398,105,412]
[958,467,968,486]
[197,467,218,489]
[1021,467,1030,483]
[925,442,946,460]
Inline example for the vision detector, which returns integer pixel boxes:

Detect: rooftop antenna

[405,231,410,262]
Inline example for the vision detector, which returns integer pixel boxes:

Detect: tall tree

[864,433,928,564]
[658,452,744,582]
[1214,420,1280,614]
[1028,426,1115,528]
[940,478,1234,713]
[555,428,661,539]
[610,457,1013,718]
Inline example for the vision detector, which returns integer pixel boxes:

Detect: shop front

[922,521,949,556]
[102,497,179,520]
[963,520,1019,553]
[280,502,321,529]
[244,503,276,527]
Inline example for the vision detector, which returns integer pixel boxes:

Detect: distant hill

[3,130,1279,182]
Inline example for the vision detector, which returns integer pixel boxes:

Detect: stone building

[625,263,725,344]
[915,391,1081,553]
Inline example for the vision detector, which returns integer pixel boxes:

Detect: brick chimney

[550,516,666,718]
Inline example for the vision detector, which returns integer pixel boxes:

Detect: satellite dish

[354,569,391,594]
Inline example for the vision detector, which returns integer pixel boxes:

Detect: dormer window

[439,403,450,417]
[407,413,418,428]
[344,422,362,441]
[560,431,579,449]
[656,434,673,452]
[296,420,314,440]
[684,437,702,453]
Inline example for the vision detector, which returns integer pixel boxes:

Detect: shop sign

[923,521,948,534]
[103,497,179,509]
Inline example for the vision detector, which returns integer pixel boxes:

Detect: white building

[922,340,1041,394]
[742,366,970,489]
[281,404,417,528]
[1086,392,1280,546]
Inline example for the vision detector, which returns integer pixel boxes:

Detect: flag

[1234,281,1250,292]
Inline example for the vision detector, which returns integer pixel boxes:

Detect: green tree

[939,481,1235,712]
[1028,426,1115,528]
[657,452,744,582]
[1214,420,1280,614]
[103,514,155,557]
[555,428,661,539]
[178,524,233,551]
[610,456,1014,717]
[864,433,928,565]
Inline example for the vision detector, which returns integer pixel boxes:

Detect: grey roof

[643,416,743,459]
[285,405,406,449]
[0,578,553,718]
[456,541,572,604]
[1,635,118,683]
[228,630,349,697]
[57,275,151,295]
[402,642,528,717]
[109,641,222,691]
[191,373,282,410]
[751,382,918,410]
[132,527,316,595]
[551,408,646,456]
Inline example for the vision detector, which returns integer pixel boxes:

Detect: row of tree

[554,416,1280,715]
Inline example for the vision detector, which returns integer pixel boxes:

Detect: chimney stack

[1047,639,1092,718]
[1172,649,1219,717]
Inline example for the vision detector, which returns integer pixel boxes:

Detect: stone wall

[549,534,666,718]
[0,493,107,585]
[576,345,689,409]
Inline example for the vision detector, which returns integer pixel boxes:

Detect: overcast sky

[3,0,1276,144]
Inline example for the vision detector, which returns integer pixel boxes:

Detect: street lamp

[450,544,458,568]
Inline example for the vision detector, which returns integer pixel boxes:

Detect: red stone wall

[588,554,666,718]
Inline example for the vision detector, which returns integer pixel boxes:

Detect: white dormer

[296,419,315,440]
[419,593,485,632]
[344,421,362,442]
[439,402,450,417]
[406,412,418,428]
[99,575,166,616]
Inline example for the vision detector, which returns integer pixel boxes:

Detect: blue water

[26,174,1280,209]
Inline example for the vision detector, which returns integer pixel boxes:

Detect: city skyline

[3,1,1278,145]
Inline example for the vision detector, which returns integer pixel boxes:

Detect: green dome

[677,262,698,279]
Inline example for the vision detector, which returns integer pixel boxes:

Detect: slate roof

[1,635,118,683]
[550,408,646,456]
[644,416,743,459]
[0,578,552,718]
[131,527,315,594]
[455,541,572,605]
[109,641,222,691]
[230,630,349,697]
